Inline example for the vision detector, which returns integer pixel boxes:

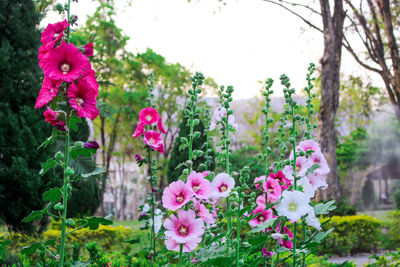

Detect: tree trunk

[317,0,345,202]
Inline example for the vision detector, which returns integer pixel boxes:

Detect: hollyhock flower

[165,237,201,253]
[309,151,330,175]
[306,207,321,230]
[164,209,204,243]
[261,248,275,258]
[41,42,90,82]
[201,171,210,178]
[132,123,145,138]
[263,177,282,203]
[41,20,69,48]
[211,173,235,198]
[162,180,193,211]
[68,78,99,120]
[143,130,165,153]
[307,173,328,190]
[269,171,292,190]
[149,209,163,233]
[142,203,150,213]
[209,107,238,133]
[298,139,321,154]
[43,107,65,130]
[187,171,212,199]
[297,177,315,200]
[134,153,144,163]
[82,43,94,57]
[35,77,61,108]
[271,233,284,240]
[282,156,312,181]
[138,107,166,132]
[256,194,266,208]
[254,175,265,190]
[83,141,100,150]
[194,200,214,224]
[249,206,274,228]
[275,225,294,249]
[38,45,49,65]
[275,190,311,222]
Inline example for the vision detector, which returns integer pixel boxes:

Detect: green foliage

[230,145,265,181]
[330,199,357,216]
[337,127,368,171]
[366,248,400,267]
[167,116,215,183]
[382,211,400,249]
[0,0,58,233]
[320,215,382,255]
[393,190,400,210]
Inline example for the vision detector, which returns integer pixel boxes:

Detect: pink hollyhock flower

[187,171,212,199]
[132,123,145,138]
[68,78,99,120]
[35,77,61,108]
[38,45,49,64]
[256,194,266,208]
[201,171,210,178]
[41,42,90,82]
[248,206,274,228]
[269,171,292,190]
[143,130,165,153]
[309,151,330,175]
[307,173,328,190]
[211,173,235,198]
[261,248,275,258]
[165,237,201,252]
[275,224,294,249]
[162,180,193,211]
[41,20,69,48]
[297,139,321,154]
[194,200,215,224]
[263,177,282,203]
[43,107,66,131]
[139,107,166,131]
[134,153,144,163]
[254,175,266,190]
[83,43,94,57]
[164,209,204,243]
[282,156,312,180]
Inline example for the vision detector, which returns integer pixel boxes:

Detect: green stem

[179,244,183,267]
[291,103,297,267]
[235,197,241,267]
[301,220,306,267]
[188,110,194,174]
[147,148,156,263]
[225,115,231,253]
[59,111,70,267]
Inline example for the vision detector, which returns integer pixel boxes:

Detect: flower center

[53,33,60,39]
[288,202,298,212]
[220,184,227,192]
[61,63,70,74]
[193,185,200,192]
[268,188,273,193]
[179,225,187,236]
[148,138,155,145]
[295,165,301,173]
[146,115,153,121]
[176,195,184,203]
[76,97,84,106]
[258,215,265,222]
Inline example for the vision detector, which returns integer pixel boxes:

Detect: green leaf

[193,150,204,157]
[178,144,187,152]
[313,200,336,215]
[251,217,278,233]
[309,228,334,244]
[77,217,113,230]
[42,188,62,203]
[39,158,57,176]
[81,167,105,178]
[38,130,57,150]
[124,237,140,244]
[22,204,50,222]
[248,235,270,246]
[70,146,96,160]
[180,137,188,144]
[175,162,186,170]
[21,242,43,255]
[70,115,82,132]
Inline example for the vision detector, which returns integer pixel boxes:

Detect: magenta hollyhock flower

[269,171,292,190]
[165,237,201,252]
[41,42,90,82]
[261,248,275,258]
[134,153,144,162]
[187,171,212,199]
[307,173,328,190]
[275,224,294,249]
[211,173,235,198]
[35,77,61,108]
[143,130,165,153]
[282,156,312,180]
[164,209,205,243]
[68,77,99,120]
[309,151,330,175]
[263,177,282,203]
[132,123,145,138]
[41,20,69,48]
[249,206,274,228]
[83,43,94,57]
[83,141,100,150]
[254,175,266,190]
[194,200,214,224]
[139,107,166,132]
[38,45,49,65]
[162,180,193,211]
[43,107,65,131]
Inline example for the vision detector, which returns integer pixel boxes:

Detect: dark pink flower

[164,209,204,243]
[138,107,166,133]
[275,224,294,249]
[263,177,282,203]
[162,180,193,211]
[83,43,94,57]
[165,237,201,253]
[134,153,144,162]
[84,141,99,150]
[68,77,99,120]
[269,171,292,190]
[35,77,61,108]
[194,200,214,224]
[41,42,90,82]
[261,248,275,258]
[132,123,145,138]
[249,206,274,228]
[187,171,212,199]
[41,20,69,48]
[143,130,165,153]
[43,107,65,131]
[254,175,266,190]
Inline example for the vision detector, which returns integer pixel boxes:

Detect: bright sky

[44,0,377,99]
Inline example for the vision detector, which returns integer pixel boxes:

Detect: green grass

[113,220,142,230]
[357,210,394,224]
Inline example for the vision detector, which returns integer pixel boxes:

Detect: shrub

[393,190,400,210]
[320,215,382,255]
[366,249,400,267]
[382,210,400,249]
[330,199,357,216]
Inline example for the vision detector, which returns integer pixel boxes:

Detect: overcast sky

[43,0,379,99]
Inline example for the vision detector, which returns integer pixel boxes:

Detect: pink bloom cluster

[36,20,99,128]
[162,171,235,252]
[132,107,166,153]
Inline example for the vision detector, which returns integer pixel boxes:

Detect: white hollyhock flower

[271,233,284,240]
[275,190,311,222]
[142,203,150,213]
[297,177,316,199]
[149,209,163,233]
[306,207,321,230]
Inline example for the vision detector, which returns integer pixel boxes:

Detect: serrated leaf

[38,130,57,150]
[70,146,96,160]
[22,204,50,222]
[81,167,105,178]
[178,144,187,152]
[21,243,43,255]
[39,158,57,176]
[309,228,334,244]
[42,188,62,203]
[313,200,336,215]
[77,217,113,230]
[305,163,321,176]
[70,115,82,132]
[251,217,278,233]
